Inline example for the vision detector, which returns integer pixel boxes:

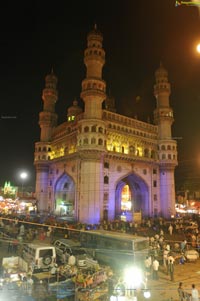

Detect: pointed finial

[73,97,78,106]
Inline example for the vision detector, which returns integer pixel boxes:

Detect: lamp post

[20,172,27,198]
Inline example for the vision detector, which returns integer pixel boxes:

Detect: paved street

[0,232,200,301]
[143,260,200,301]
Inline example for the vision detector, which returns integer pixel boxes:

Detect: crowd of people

[1,212,200,300]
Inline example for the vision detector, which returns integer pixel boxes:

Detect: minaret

[39,69,58,141]
[153,63,178,218]
[34,70,58,211]
[77,26,107,223]
[80,24,106,118]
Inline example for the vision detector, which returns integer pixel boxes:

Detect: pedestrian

[177,282,185,301]
[179,254,186,265]
[181,240,187,253]
[152,257,159,280]
[50,263,58,275]
[167,253,175,266]
[168,259,174,281]
[19,224,25,236]
[160,228,164,236]
[191,284,199,301]
[168,224,173,235]
[163,248,169,268]
[144,256,151,279]
[68,252,76,266]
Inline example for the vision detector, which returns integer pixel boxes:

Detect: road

[0,230,199,301]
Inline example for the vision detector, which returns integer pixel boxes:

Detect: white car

[185,249,199,261]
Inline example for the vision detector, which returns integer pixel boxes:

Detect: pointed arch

[54,173,75,216]
[115,172,149,220]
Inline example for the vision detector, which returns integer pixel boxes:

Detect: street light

[20,171,27,197]
[124,267,142,300]
[123,266,151,300]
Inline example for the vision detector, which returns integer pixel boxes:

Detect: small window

[84,126,89,133]
[39,249,53,258]
[104,176,109,184]
[91,137,96,144]
[98,138,103,145]
[153,169,157,174]
[153,180,157,187]
[104,162,109,168]
[83,138,88,144]
[129,145,135,154]
[144,149,149,157]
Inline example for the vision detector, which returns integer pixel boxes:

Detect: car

[53,239,92,266]
[53,239,81,259]
[22,243,57,272]
[185,249,199,261]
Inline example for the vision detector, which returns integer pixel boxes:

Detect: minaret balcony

[84,55,105,66]
[80,89,106,99]
[42,88,58,100]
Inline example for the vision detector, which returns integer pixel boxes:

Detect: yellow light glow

[124,267,143,287]
[121,185,132,211]
[60,147,64,156]
[196,43,200,53]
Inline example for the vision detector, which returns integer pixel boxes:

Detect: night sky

[1,0,200,190]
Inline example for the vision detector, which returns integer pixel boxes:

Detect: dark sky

[1,0,200,189]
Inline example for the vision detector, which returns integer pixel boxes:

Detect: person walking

[144,256,151,279]
[163,248,169,269]
[168,259,174,281]
[168,224,173,235]
[191,284,199,301]
[152,257,159,280]
[181,240,187,253]
[177,282,185,301]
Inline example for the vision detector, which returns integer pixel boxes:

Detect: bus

[68,229,150,269]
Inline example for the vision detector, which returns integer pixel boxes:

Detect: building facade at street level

[34,26,178,224]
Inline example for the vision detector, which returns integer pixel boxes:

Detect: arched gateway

[34,27,177,222]
[54,173,75,216]
[115,173,149,221]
